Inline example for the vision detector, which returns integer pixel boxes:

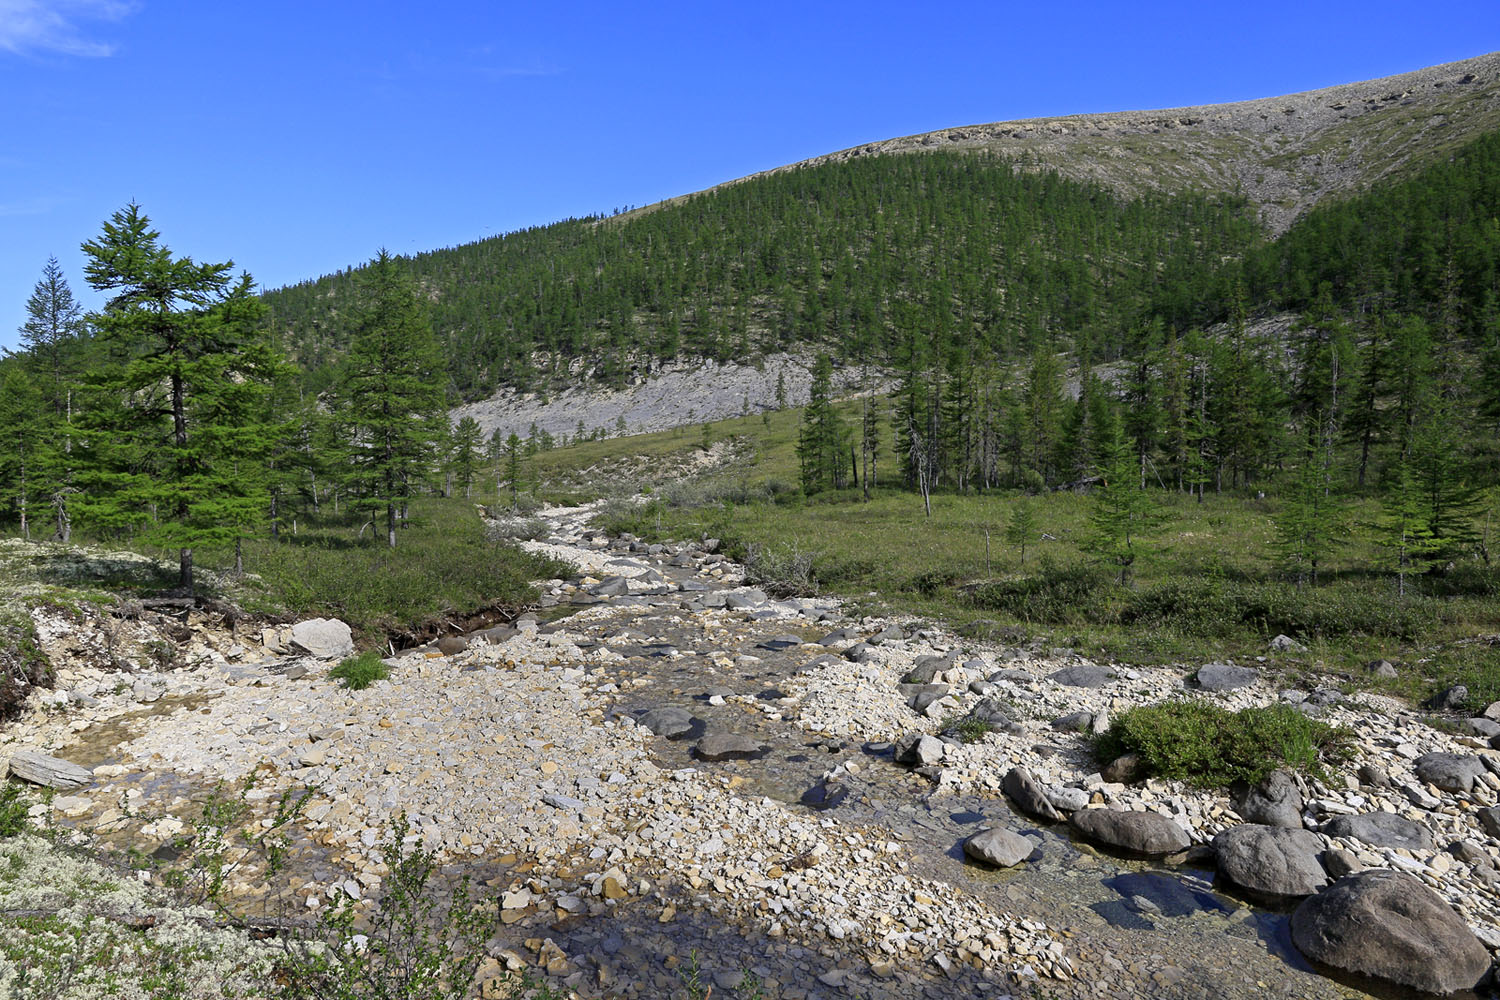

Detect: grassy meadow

[531,397,1500,705]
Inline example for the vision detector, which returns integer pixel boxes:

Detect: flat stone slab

[1047,665,1115,688]
[1196,663,1260,692]
[1322,811,1433,851]
[1291,870,1490,994]
[8,751,93,790]
[636,706,696,738]
[694,732,767,761]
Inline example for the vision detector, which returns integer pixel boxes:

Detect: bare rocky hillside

[654,51,1500,234]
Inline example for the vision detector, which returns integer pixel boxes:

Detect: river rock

[1321,848,1362,878]
[694,733,765,761]
[1463,718,1500,739]
[723,589,767,609]
[1046,786,1090,812]
[1366,659,1398,678]
[1413,752,1486,794]
[1425,684,1469,711]
[289,618,354,659]
[1268,634,1307,653]
[1050,711,1093,733]
[1476,806,1500,839]
[1230,769,1304,828]
[1213,824,1328,898]
[1048,664,1114,688]
[1196,663,1260,692]
[895,733,945,767]
[1322,811,1433,851]
[1002,766,1063,822]
[436,635,469,656]
[1070,808,1190,856]
[1357,763,1392,788]
[963,827,1034,868]
[590,576,631,597]
[8,751,93,790]
[905,683,949,715]
[637,706,696,738]
[1290,869,1490,995]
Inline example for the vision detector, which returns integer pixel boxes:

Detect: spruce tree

[450,416,483,498]
[334,250,445,547]
[797,354,850,493]
[78,204,280,593]
[1005,498,1037,566]
[1374,459,1439,599]
[1274,441,1343,587]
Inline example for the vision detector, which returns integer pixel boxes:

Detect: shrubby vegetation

[1093,701,1355,788]
[328,651,390,690]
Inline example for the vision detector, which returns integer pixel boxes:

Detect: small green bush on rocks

[1093,699,1354,788]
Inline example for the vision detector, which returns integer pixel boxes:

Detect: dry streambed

[3,502,1499,999]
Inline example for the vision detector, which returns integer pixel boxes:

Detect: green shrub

[329,651,391,691]
[1119,578,1440,640]
[1094,699,1354,788]
[0,610,52,720]
[0,784,29,837]
[962,560,1115,624]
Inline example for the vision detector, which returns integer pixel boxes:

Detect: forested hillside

[261,152,1258,399]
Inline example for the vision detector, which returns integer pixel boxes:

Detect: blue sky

[2,0,1498,349]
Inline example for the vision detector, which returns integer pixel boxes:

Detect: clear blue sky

[3,0,1498,349]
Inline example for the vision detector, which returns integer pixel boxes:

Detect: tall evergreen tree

[77,204,279,592]
[1085,426,1167,586]
[334,250,446,548]
[797,354,851,493]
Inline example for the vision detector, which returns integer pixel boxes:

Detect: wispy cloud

[0,0,138,58]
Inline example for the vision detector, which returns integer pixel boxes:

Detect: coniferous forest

[2,128,1500,633]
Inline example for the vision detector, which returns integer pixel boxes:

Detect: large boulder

[1070,808,1190,856]
[963,827,1035,868]
[1291,869,1490,995]
[8,751,92,790]
[1230,769,1304,828]
[1322,811,1433,852]
[1213,824,1328,899]
[1001,766,1062,822]
[289,618,354,659]
[1413,753,1486,795]
[1196,662,1260,691]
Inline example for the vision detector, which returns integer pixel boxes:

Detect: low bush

[0,609,52,720]
[1120,579,1440,640]
[329,651,390,691]
[1094,699,1355,788]
[962,560,1115,624]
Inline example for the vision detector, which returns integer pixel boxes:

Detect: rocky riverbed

[4,501,1499,998]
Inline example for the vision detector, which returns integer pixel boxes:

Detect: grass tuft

[328,651,391,691]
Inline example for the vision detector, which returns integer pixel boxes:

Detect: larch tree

[335,249,446,547]
[78,204,280,593]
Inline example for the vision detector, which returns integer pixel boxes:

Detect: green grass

[1093,700,1356,788]
[197,496,575,641]
[328,651,390,690]
[525,401,1500,705]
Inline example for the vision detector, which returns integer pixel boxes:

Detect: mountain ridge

[633,50,1500,234]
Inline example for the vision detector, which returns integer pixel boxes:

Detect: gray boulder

[1357,763,1392,788]
[1322,811,1433,851]
[590,575,631,597]
[1290,869,1490,995]
[1213,824,1328,898]
[1196,662,1260,692]
[1477,806,1500,839]
[1045,786,1091,812]
[8,751,93,790]
[904,683,949,715]
[723,589,767,609]
[636,706,696,738]
[902,654,955,684]
[1366,659,1398,679]
[1070,808,1190,856]
[1463,717,1500,739]
[1050,711,1093,733]
[1047,664,1115,688]
[694,733,766,761]
[1230,769,1304,828]
[961,698,1021,733]
[894,733,945,767]
[1268,634,1308,653]
[289,618,354,659]
[963,827,1035,868]
[1413,752,1486,795]
[1321,848,1362,878]
[1425,684,1469,711]
[1001,766,1062,822]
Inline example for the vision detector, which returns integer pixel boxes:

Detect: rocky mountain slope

[675,51,1500,233]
